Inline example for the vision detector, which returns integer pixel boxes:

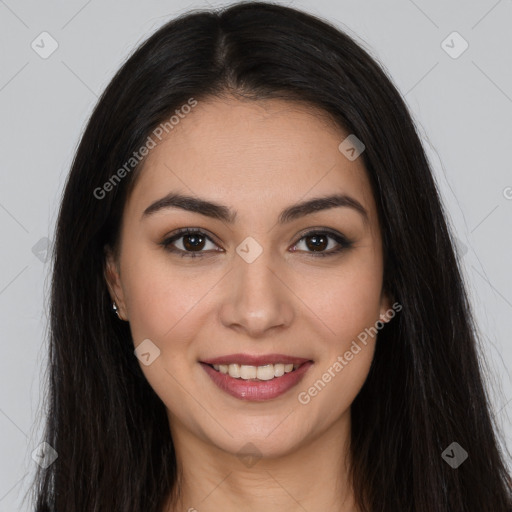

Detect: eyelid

[290,228,353,257]
[160,226,353,258]
[160,227,221,258]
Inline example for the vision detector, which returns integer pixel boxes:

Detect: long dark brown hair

[29,2,512,510]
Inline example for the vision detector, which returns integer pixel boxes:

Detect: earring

[112,301,122,320]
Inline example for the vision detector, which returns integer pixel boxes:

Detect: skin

[105,96,392,512]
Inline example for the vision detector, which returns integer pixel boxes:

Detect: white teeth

[256,364,275,381]
[211,362,301,380]
[240,365,257,379]
[228,363,241,378]
[274,363,285,377]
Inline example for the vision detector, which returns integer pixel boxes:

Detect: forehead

[124,97,377,227]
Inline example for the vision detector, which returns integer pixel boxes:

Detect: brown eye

[304,233,329,252]
[161,229,220,258]
[290,230,353,257]
[181,233,206,251]
[160,228,352,259]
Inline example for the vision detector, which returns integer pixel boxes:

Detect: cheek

[122,255,207,417]
[293,253,383,418]
[296,251,384,345]
[296,341,375,433]
[122,249,213,344]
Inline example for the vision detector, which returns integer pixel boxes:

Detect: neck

[163,410,359,512]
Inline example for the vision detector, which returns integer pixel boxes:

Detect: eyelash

[159,228,353,259]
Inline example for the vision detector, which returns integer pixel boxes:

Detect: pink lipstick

[200,353,313,401]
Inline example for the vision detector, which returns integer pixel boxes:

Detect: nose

[218,248,295,339]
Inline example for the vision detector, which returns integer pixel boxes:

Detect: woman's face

[105,97,391,459]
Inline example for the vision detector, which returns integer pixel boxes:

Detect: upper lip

[200,353,312,366]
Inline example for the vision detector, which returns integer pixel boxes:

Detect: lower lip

[200,361,313,401]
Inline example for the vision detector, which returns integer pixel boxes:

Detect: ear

[104,246,128,321]
[378,289,394,324]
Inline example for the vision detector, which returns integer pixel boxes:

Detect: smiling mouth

[200,359,314,401]
[206,362,303,381]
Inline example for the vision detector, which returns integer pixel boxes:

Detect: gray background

[1,0,511,509]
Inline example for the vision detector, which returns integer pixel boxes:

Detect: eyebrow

[141,192,369,226]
